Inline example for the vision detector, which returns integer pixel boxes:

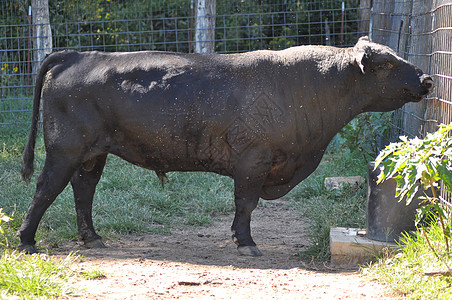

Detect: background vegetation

[3,0,361,53]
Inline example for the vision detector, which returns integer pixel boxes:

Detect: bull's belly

[105,127,299,187]
[108,135,234,176]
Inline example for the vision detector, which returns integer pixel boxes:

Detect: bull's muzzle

[421,74,434,95]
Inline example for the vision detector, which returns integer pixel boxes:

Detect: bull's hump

[64,51,189,73]
[78,52,193,88]
[113,51,192,70]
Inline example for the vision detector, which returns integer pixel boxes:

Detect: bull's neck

[288,56,365,150]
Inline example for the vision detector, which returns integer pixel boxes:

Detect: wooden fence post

[359,0,372,35]
[31,0,52,74]
[195,0,216,53]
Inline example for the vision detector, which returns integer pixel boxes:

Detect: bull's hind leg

[70,154,107,249]
[18,156,79,254]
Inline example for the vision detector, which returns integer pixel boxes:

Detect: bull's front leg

[232,193,262,256]
[231,148,272,256]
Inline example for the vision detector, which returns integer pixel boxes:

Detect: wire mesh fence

[1,0,369,126]
[371,0,452,139]
[2,0,451,139]
[1,0,451,142]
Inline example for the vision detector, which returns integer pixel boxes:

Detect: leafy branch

[339,112,392,161]
[374,123,452,272]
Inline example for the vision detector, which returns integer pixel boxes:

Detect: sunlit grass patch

[79,269,107,280]
[0,251,79,299]
[287,149,368,261]
[364,222,452,299]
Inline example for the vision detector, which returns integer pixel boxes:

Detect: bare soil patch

[57,199,391,299]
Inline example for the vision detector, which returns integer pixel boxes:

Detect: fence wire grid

[371,0,452,139]
[1,0,368,126]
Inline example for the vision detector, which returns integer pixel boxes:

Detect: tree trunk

[195,0,216,53]
[32,0,52,74]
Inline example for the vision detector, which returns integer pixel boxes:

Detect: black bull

[18,37,433,256]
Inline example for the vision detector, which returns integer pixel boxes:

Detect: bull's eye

[374,62,395,73]
[378,62,394,70]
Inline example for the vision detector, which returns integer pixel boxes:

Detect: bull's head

[353,36,434,112]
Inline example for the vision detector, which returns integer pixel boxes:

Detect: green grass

[1,197,99,300]
[79,268,107,280]
[364,222,452,299]
[0,127,234,250]
[0,250,79,299]
[286,149,368,261]
[0,96,33,126]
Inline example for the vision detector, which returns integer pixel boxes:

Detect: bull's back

[42,51,243,171]
[42,50,298,175]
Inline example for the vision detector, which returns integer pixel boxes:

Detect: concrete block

[330,227,398,266]
[324,176,365,191]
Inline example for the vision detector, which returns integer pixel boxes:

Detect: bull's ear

[353,38,371,74]
[358,36,370,43]
[355,49,367,74]
[353,46,372,74]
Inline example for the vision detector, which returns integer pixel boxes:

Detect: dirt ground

[57,199,392,299]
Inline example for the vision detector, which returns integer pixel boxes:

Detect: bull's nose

[421,75,434,92]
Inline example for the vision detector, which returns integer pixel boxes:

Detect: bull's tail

[21,52,64,183]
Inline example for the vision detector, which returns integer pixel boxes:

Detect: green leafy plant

[339,112,392,161]
[374,123,452,273]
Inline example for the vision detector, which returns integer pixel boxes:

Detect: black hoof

[17,243,38,254]
[84,239,106,249]
[237,245,263,256]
